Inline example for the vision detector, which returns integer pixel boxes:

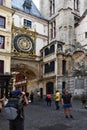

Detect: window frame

[50,0,55,16]
[0,35,5,49]
[50,20,56,39]
[85,32,87,38]
[24,19,32,28]
[0,16,5,28]
[74,0,79,11]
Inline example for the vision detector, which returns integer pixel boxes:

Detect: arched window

[44,47,49,56]
[57,44,62,51]
[50,44,55,53]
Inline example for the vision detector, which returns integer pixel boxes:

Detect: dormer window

[23,0,32,10]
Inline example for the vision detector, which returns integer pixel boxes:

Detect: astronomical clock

[11,25,37,58]
[13,34,34,53]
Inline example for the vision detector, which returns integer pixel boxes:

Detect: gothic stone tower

[40,0,87,51]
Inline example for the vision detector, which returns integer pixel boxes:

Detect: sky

[33,0,40,10]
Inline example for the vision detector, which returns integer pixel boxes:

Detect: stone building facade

[0,0,14,97]
[0,0,87,98]
[11,0,48,94]
[39,0,87,95]
[0,0,13,74]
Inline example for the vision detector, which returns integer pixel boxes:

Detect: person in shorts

[61,89,73,118]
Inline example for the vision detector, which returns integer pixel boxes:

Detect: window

[0,35,5,49]
[24,19,32,28]
[62,60,66,75]
[0,0,3,5]
[23,0,32,9]
[46,82,54,94]
[74,0,79,10]
[50,0,55,16]
[0,16,5,28]
[50,61,55,72]
[44,45,55,56]
[50,20,56,39]
[44,47,49,56]
[57,44,62,51]
[85,32,87,38]
[50,44,55,53]
[0,60,4,74]
[44,61,55,73]
[44,63,49,73]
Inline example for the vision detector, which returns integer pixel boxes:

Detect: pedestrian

[9,90,29,130]
[55,90,60,110]
[26,92,29,100]
[45,93,51,106]
[61,89,73,118]
[30,91,34,103]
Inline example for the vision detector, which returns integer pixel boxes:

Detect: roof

[76,9,87,26]
[12,0,45,20]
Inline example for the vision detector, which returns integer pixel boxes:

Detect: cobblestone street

[0,100,87,130]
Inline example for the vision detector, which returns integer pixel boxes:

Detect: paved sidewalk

[0,100,87,130]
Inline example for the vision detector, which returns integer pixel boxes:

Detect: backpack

[2,97,23,120]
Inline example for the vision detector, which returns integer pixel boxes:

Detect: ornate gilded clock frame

[11,24,38,58]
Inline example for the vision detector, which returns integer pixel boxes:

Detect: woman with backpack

[9,90,29,130]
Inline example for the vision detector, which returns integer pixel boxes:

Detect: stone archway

[11,58,40,92]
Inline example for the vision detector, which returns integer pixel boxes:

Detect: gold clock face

[14,34,34,53]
